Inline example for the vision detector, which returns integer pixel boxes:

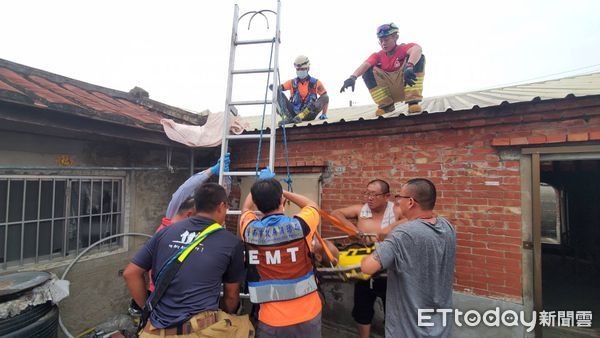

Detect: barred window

[0,176,124,269]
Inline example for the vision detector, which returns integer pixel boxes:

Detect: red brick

[505,252,522,260]
[488,285,522,297]
[487,243,521,253]
[457,240,486,248]
[567,132,589,142]
[526,135,547,144]
[509,137,529,145]
[491,138,510,146]
[589,131,600,141]
[546,133,567,143]
[472,248,505,258]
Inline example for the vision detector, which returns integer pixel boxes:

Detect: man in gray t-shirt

[361,178,456,338]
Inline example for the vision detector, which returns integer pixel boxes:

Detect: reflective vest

[292,77,318,113]
[242,214,317,304]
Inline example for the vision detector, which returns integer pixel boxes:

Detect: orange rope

[318,209,359,237]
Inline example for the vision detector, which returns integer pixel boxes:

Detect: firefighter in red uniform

[341,23,425,116]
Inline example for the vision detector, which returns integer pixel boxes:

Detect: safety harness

[291,76,318,112]
[138,223,223,333]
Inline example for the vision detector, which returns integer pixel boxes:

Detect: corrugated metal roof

[0,58,205,131]
[243,71,600,131]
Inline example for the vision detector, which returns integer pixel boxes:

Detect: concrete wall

[0,130,190,335]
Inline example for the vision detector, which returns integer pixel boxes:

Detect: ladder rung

[227,210,242,215]
[227,134,272,140]
[235,38,275,45]
[232,68,274,75]
[230,100,272,106]
[224,171,258,176]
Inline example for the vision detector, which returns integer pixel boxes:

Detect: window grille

[0,176,124,269]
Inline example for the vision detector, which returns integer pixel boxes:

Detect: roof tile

[0,67,75,105]
[0,58,204,130]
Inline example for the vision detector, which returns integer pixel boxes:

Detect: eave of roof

[243,71,600,131]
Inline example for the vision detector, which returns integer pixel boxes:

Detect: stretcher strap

[318,209,359,237]
[314,231,337,265]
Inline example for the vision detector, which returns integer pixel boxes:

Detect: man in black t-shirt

[123,183,250,337]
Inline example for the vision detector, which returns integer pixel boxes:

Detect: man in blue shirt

[123,183,249,337]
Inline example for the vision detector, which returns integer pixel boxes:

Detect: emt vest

[242,214,318,304]
[291,76,318,113]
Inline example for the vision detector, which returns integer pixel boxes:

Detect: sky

[2,0,600,116]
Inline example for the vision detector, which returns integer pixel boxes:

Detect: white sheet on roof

[161,111,248,147]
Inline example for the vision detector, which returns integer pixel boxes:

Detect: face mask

[296,70,308,79]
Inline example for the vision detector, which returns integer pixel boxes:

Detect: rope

[280,107,293,191]
[255,39,276,177]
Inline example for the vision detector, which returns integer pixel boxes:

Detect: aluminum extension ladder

[218,1,281,216]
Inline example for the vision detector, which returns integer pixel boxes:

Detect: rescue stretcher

[314,210,386,282]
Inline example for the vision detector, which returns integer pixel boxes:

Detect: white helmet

[294,55,310,68]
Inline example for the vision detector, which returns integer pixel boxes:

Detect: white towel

[359,201,396,229]
[160,111,249,147]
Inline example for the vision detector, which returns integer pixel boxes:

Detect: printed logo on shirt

[248,247,300,265]
[174,230,197,244]
[167,230,204,252]
[245,221,304,245]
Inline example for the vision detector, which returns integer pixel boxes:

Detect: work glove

[318,113,328,120]
[403,66,416,86]
[340,75,357,93]
[210,152,230,176]
[258,167,276,180]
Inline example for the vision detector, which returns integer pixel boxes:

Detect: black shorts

[351,278,387,325]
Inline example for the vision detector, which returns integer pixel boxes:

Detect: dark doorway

[540,160,600,337]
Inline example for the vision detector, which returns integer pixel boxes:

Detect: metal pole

[3,180,10,269]
[50,179,55,260]
[35,179,41,263]
[88,180,93,249]
[76,181,82,255]
[19,181,26,265]
[189,149,195,177]
[219,4,240,186]
[531,152,543,338]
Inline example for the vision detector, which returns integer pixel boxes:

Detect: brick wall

[231,95,600,303]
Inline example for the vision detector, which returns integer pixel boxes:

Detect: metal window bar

[117,179,123,247]
[109,180,114,249]
[99,180,104,251]
[88,180,93,250]
[19,180,26,266]
[0,176,124,269]
[76,180,82,255]
[0,213,122,226]
[35,179,41,263]
[3,179,9,269]
[50,179,55,260]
